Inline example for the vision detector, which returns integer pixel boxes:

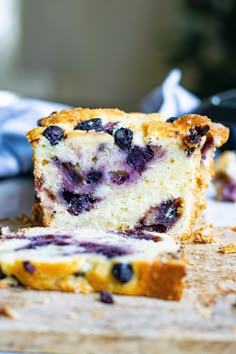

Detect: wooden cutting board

[0,226,235,354]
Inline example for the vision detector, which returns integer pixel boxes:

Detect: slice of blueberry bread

[26,108,229,239]
[0,227,185,300]
[214,151,236,202]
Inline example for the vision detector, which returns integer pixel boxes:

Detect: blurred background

[1,0,236,111]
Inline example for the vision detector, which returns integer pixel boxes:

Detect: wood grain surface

[0,226,235,354]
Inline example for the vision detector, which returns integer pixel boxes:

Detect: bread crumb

[182,224,215,243]
[219,243,236,254]
[0,305,19,319]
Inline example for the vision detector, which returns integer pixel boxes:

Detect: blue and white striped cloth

[0,92,70,178]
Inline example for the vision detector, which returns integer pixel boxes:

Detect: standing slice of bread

[26,108,229,239]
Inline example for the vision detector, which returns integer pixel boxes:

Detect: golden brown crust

[26,109,229,147]
[1,256,186,300]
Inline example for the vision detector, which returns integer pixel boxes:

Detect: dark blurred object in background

[193,89,236,151]
[169,0,236,99]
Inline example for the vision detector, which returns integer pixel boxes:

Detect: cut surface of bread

[0,227,185,300]
[27,108,229,239]
[214,150,236,202]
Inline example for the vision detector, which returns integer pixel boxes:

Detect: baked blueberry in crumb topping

[23,261,35,273]
[114,127,133,151]
[136,198,182,233]
[112,263,133,283]
[62,191,97,215]
[127,145,154,173]
[166,117,179,123]
[75,118,103,132]
[100,291,114,304]
[185,125,210,145]
[86,169,103,184]
[43,125,64,146]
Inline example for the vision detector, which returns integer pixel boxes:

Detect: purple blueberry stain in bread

[43,125,64,146]
[62,191,97,215]
[114,229,162,242]
[86,169,103,184]
[100,291,114,304]
[127,145,154,173]
[136,198,182,233]
[75,118,103,132]
[112,263,133,283]
[14,235,132,258]
[73,242,131,258]
[110,170,129,185]
[23,261,35,273]
[114,127,133,151]
[103,122,119,135]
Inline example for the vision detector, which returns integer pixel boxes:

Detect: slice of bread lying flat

[0,227,185,300]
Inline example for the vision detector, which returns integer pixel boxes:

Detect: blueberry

[23,261,35,273]
[112,263,133,283]
[114,128,133,151]
[75,118,103,132]
[185,125,210,145]
[100,291,114,304]
[43,125,64,146]
[127,145,154,173]
[62,191,96,215]
[86,169,103,184]
[137,198,182,232]
[166,117,179,123]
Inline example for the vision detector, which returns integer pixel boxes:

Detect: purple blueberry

[185,125,210,145]
[127,145,154,173]
[43,125,64,145]
[23,261,35,273]
[137,198,182,232]
[62,191,96,215]
[75,118,103,132]
[114,128,133,151]
[100,291,114,304]
[86,169,103,184]
[112,263,133,283]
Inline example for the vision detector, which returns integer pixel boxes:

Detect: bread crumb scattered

[219,243,236,254]
[0,305,19,319]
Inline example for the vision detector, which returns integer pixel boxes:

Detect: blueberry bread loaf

[0,227,185,300]
[214,151,236,202]
[27,108,229,239]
